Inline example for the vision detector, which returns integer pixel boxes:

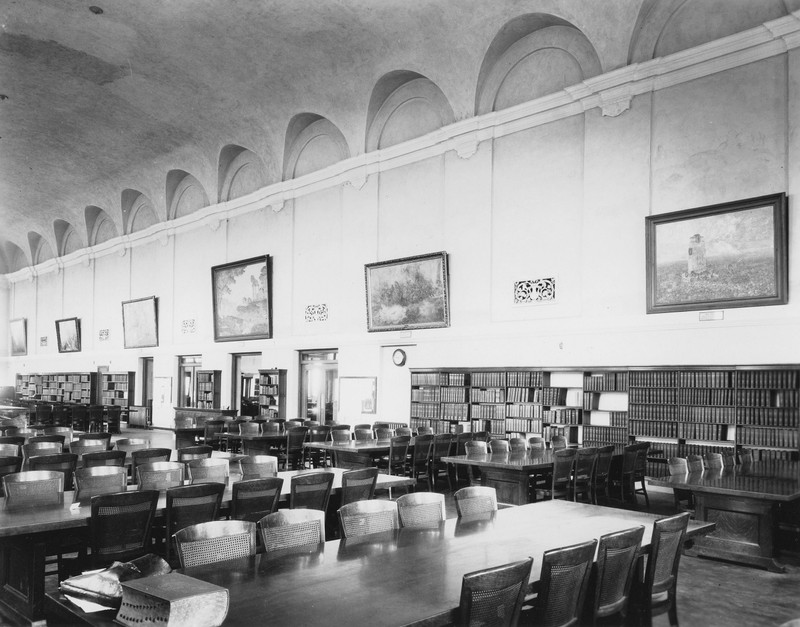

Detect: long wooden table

[0,468,413,624]
[43,500,714,627]
[649,460,800,572]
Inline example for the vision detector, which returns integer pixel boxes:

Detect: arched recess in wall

[475,14,602,115]
[365,71,455,152]
[628,0,793,63]
[166,169,210,220]
[28,232,54,266]
[218,145,268,203]
[283,114,350,180]
[0,241,28,273]
[121,189,158,235]
[54,219,83,257]
[85,205,119,246]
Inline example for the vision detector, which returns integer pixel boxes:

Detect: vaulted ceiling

[1,0,796,273]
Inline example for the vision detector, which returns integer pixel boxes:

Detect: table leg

[0,534,48,624]
[479,468,530,506]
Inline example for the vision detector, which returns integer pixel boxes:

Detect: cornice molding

[6,13,800,285]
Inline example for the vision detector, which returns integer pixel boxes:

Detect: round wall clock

[392,348,407,367]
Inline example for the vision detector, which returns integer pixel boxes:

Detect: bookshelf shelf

[100,371,136,407]
[257,369,287,419]
[195,370,221,410]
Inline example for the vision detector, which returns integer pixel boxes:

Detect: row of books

[678,371,733,388]
[103,374,130,382]
[507,371,546,387]
[678,389,735,405]
[736,370,798,389]
[411,372,469,386]
[610,412,629,427]
[506,403,543,419]
[629,389,679,404]
[505,418,544,434]
[470,388,506,403]
[543,408,581,425]
[754,449,797,461]
[100,396,127,405]
[471,404,507,420]
[680,442,734,457]
[677,422,728,441]
[442,403,469,420]
[629,371,680,387]
[583,425,627,443]
[677,407,736,423]
[540,387,568,405]
[471,372,507,387]
[628,406,680,420]
[257,395,277,406]
[411,388,440,402]
[738,427,798,448]
[583,372,629,392]
[507,387,535,403]
[736,407,798,426]
[410,404,440,419]
[583,441,626,456]
[736,390,799,408]
[259,385,280,395]
[489,419,506,435]
[103,382,129,391]
[630,420,678,438]
[441,388,467,403]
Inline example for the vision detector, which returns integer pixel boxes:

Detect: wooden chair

[22,441,63,469]
[87,489,159,568]
[307,427,331,468]
[131,448,172,473]
[704,452,723,470]
[68,440,108,461]
[668,457,694,513]
[76,432,112,450]
[0,443,20,457]
[290,471,334,510]
[239,454,278,479]
[633,512,691,626]
[164,483,225,564]
[523,539,597,626]
[375,428,394,440]
[0,456,22,494]
[430,433,454,491]
[572,447,597,502]
[464,440,488,487]
[454,486,498,517]
[539,448,576,501]
[686,454,704,473]
[459,557,532,627]
[340,467,378,506]
[35,404,53,426]
[509,437,528,453]
[396,492,445,528]
[354,429,374,441]
[70,405,90,432]
[632,442,651,508]
[73,466,127,505]
[408,434,434,491]
[261,421,281,435]
[86,405,105,433]
[592,444,615,504]
[230,477,284,522]
[488,439,510,454]
[285,420,304,430]
[187,458,229,485]
[396,427,413,438]
[0,435,25,449]
[281,427,309,470]
[452,432,473,485]
[338,499,399,539]
[416,426,434,436]
[258,509,326,552]
[331,428,352,443]
[588,526,645,625]
[43,426,73,442]
[550,435,567,450]
[82,450,126,468]
[377,436,410,492]
[176,445,213,463]
[105,406,122,434]
[174,520,256,568]
[28,452,78,490]
[528,436,546,451]
[201,419,227,450]
[610,444,639,504]
[136,461,184,491]
[3,470,64,508]
[115,438,150,463]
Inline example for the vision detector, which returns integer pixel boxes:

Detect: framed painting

[365,251,450,332]
[646,193,788,314]
[212,255,272,342]
[9,318,27,356]
[55,317,81,353]
[122,296,159,348]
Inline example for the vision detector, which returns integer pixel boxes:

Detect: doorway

[299,350,338,423]
[233,353,262,416]
[141,357,154,408]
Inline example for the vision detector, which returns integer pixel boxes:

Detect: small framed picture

[122,296,159,349]
[9,318,27,356]
[55,317,81,353]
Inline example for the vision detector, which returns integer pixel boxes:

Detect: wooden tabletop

[0,468,413,538]
[45,500,714,627]
[648,461,800,502]
[304,438,415,454]
[441,450,559,471]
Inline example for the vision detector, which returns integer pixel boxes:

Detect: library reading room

[2,2,800,626]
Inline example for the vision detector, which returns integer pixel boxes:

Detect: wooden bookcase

[257,369,287,419]
[99,371,136,407]
[195,370,221,410]
[408,365,799,462]
[15,372,96,404]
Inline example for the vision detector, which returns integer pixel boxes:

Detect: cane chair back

[87,405,105,432]
[354,429,374,441]
[383,436,410,476]
[632,442,651,507]
[0,436,25,448]
[73,466,127,505]
[338,499,399,539]
[488,439,509,454]
[3,470,64,508]
[236,421,260,438]
[105,406,122,434]
[132,448,172,471]
[528,436,546,451]
[82,450,126,467]
[239,454,278,479]
[201,420,227,449]
[592,526,645,622]
[686,454,704,473]
[465,440,488,455]
[509,438,528,453]
[136,461,184,491]
[76,432,112,450]
[454,486,498,517]
[187,458,230,485]
[259,509,326,552]
[375,428,394,440]
[667,456,694,513]
[89,490,159,567]
[282,427,309,470]
[550,435,567,450]
[29,434,66,445]
[640,512,690,626]
[703,453,723,470]
[397,492,445,528]
[43,426,73,442]
[290,471,334,510]
[71,405,90,432]
[340,467,378,505]
[5,427,36,440]
[459,558,533,627]
[69,440,108,460]
[28,453,78,490]
[530,539,597,627]
[410,434,434,491]
[261,421,281,435]
[174,520,256,568]
[0,443,20,457]
[0,457,24,496]
[592,444,615,504]
[115,438,150,463]
[430,433,454,491]
[231,477,284,522]
[165,483,225,563]
[331,428,352,443]
[545,448,576,501]
[284,420,303,430]
[573,447,598,502]
[22,441,63,466]
[417,426,434,436]
[176,445,213,463]
[396,427,413,438]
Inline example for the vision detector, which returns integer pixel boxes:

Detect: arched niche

[85,205,119,246]
[628,0,791,64]
[475,16,601,115]
[28,232,54,266]
[166,169,210,219]
[122,189,158,234]
[365,71,455,152]
[54,219,83,256]
[0,241,29,273]
[218,145,268,203]
[283,114,350,180]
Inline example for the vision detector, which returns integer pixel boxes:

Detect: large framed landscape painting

[365,251,450,332]
[56,317,81,353]
[646,193,788,314]
[10,318,27,356]
[212,255,272,341]
[122,296,159,348]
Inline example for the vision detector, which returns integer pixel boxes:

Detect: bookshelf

[195,370,221,410]
[408,365,800,462]
[100,372,136,407]
[257,369,287,419]
[15,372,96,404]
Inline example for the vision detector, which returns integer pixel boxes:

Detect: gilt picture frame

[55,317,81,353]
[122,296,159,349]
[212,255,272,342]
[646,193,788,314]
[365,251,450,332]
[10,318,27,356]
